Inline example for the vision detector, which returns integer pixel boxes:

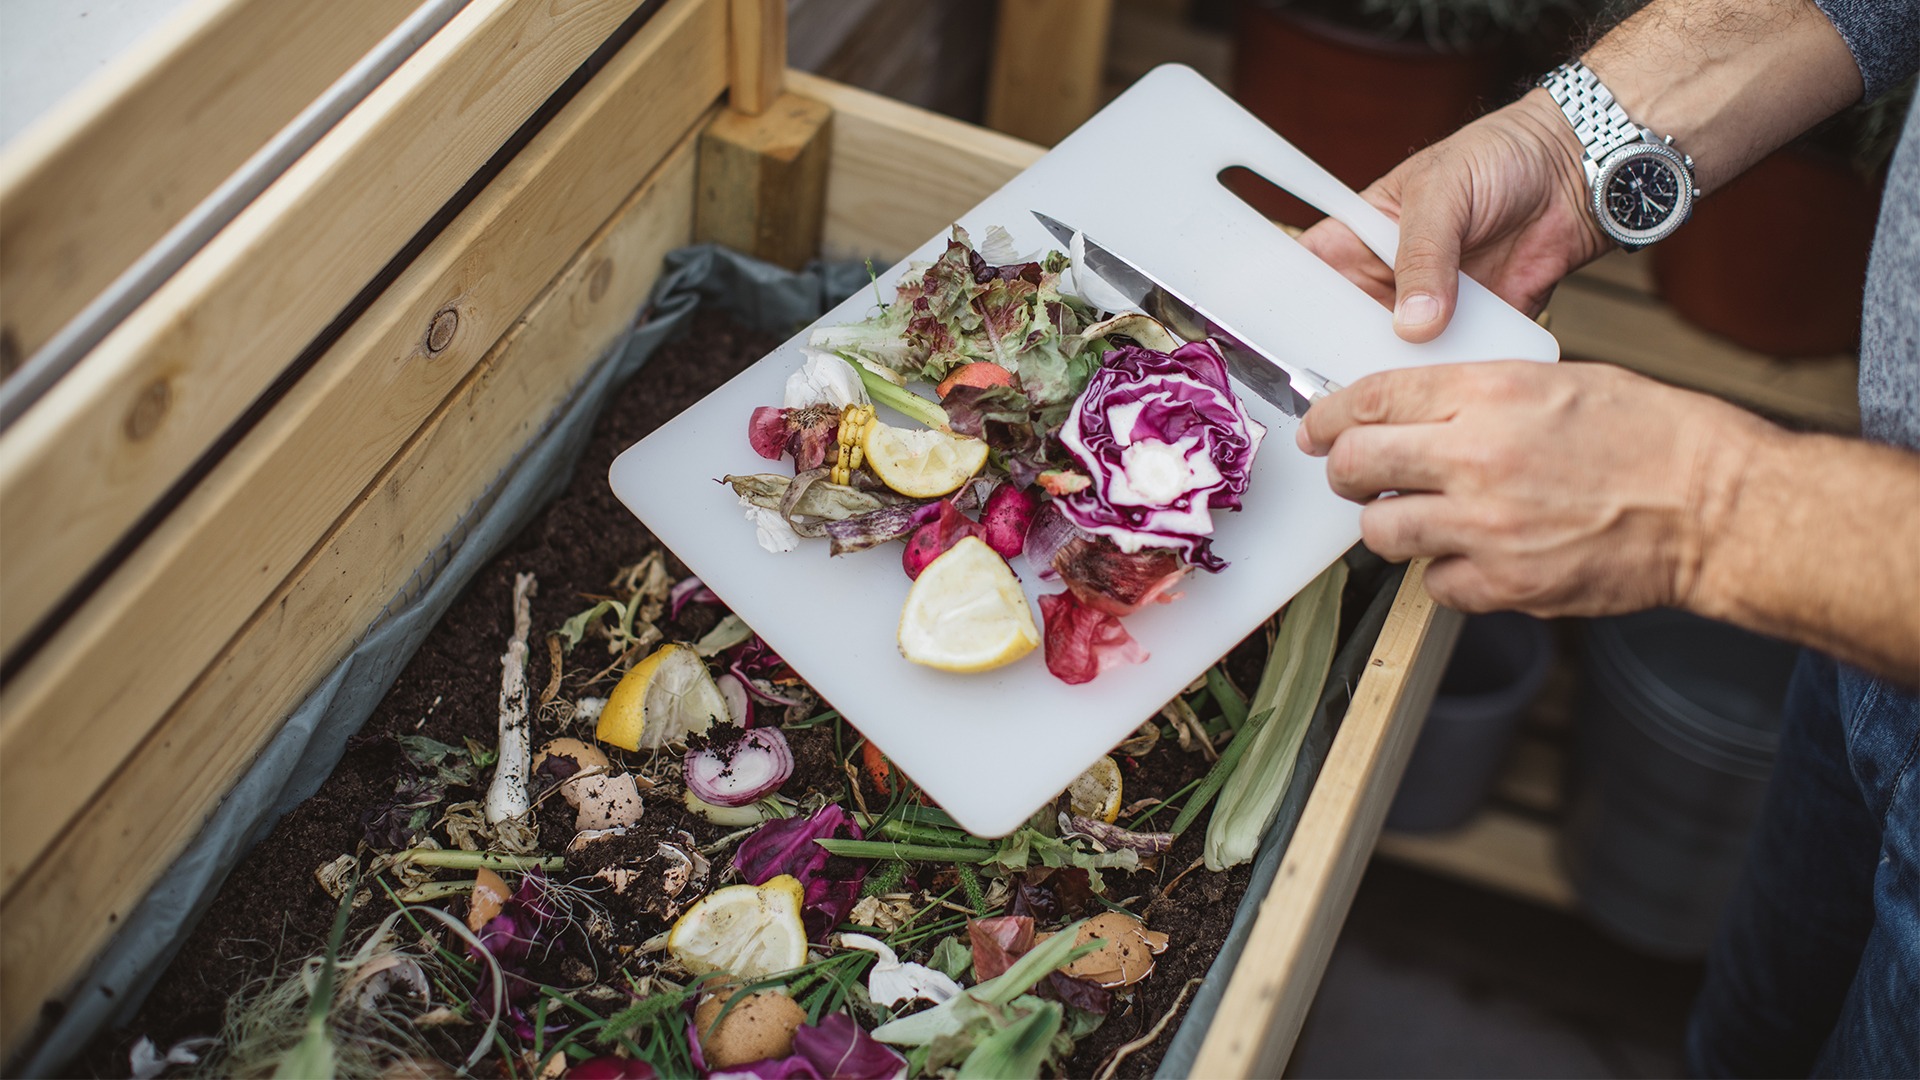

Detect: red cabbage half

[1056,342,1265,572]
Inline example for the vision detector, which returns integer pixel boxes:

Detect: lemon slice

[898,537,1039,673]
[861,422,989,498]
[597,643,728,752]
[668,876,808,979]
[1066,756,1123,823]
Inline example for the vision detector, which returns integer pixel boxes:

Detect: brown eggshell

[693,990,807,1069]
[1063,911,1165,987]
[467,868,509,932]
[532,738,612,807]
[572,772,644,832]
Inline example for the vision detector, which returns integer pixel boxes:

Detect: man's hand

[1295,361,1767,618]
[1297,90,1611,343]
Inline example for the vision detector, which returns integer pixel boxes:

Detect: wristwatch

[1538,61,1699,251]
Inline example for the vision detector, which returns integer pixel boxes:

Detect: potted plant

[1650,77,1913,357]
[1228,0,1585,226]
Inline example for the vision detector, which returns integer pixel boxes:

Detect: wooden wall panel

[0,0,649,664]
[0,0,419,368]
[0,87,712,1067]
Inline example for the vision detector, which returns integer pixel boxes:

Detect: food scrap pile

[104,299,1348,1080]
[728,227,1266,684]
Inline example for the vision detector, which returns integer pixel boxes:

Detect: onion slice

[684,728,794,807]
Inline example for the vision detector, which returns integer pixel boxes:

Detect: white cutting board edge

[610,65,1557,837]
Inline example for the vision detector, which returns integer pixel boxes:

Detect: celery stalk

[848,357,951,431]
[1202,559,1347,870]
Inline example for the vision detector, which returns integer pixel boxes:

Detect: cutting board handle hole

[1218,165,1394,312]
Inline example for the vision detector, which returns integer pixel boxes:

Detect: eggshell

[532,738,611,807]
[693,990,806,1069]
[572,772,645,832]
[468,868,509,931]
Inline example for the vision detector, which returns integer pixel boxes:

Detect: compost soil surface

[80,311,1259,1079]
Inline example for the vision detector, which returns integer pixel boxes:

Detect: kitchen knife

[1032,210,1341,419]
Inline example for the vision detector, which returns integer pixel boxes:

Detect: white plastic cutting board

[610,65,1557,837]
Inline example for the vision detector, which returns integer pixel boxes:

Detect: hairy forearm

[1584,0,1862,191]
[1687,426,1920,686]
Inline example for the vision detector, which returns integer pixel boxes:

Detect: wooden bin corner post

[701,0,828,269]
[985,0,1114,146]
[694,93,833,270]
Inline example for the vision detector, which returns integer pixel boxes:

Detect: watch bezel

[1591,140,1695,249]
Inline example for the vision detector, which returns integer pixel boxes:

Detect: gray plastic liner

[26,243,1392,1079]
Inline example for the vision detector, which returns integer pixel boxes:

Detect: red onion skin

[684,728,793,806]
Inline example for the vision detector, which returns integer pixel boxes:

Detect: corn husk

[1203,559,1347,870]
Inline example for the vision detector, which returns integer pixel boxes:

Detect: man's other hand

[1297,90,1611,342]
[1295,361,1771,618]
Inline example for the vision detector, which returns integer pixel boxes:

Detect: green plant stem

[1168,707,1270,837]
[395,849,564,872]
[1128,776,1204,830]
[1208,666,1249,730]
[867,817,992,848]
[816,839,993,863]
[852,361,951,431]
[397,879,478,904]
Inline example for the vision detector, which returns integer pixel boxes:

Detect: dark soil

[79,311,1310,1079]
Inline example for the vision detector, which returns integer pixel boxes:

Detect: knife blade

[1032,211,1340,419]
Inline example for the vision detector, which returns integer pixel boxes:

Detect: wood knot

[123,379,172,441]
[425,307,459,355]
[588,258,613,303]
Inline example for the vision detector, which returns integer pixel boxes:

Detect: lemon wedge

[898,537,1039,673]
[1066,756,1124,823]
[861,422,988,498]
[596,643,728,752]
[668,876,809,979]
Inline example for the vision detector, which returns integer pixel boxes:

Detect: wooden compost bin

[0,0,1461,1072]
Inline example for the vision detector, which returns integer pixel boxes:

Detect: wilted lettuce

[808,227,1099,405]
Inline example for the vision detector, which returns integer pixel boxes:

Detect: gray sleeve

[1812,0,1920,101]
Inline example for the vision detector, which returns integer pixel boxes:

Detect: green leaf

[693,614,754,658]
[557,600,619,653]
[1204,559,1347,870]
[464,736,498,769]
[928,935,973,979]
[871,927,1099,1046]
[957,999,1062,1080]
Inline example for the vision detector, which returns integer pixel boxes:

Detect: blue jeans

[1685,651,1920,1077]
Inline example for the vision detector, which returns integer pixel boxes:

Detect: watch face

[1606,157,1681,230]
[1593,142,1695,248]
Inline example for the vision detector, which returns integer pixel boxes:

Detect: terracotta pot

[1228,3,1511,227]
[1651,145,1880,356]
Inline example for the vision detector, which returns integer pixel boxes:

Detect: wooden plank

[0,102,708,1063]
[0,0,420,369]
[1190,560,1464,1078]
[1105,0,1229,99]
[984,0,1113,146]
[728,0,786,114]
[1572,249,1657,293]
[696,93,833,269]
[1377,810,1577,910]
[0,0,727,904]
[1551,276,1860,432]
[788,70,1045,262]
[0,0,649,666]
